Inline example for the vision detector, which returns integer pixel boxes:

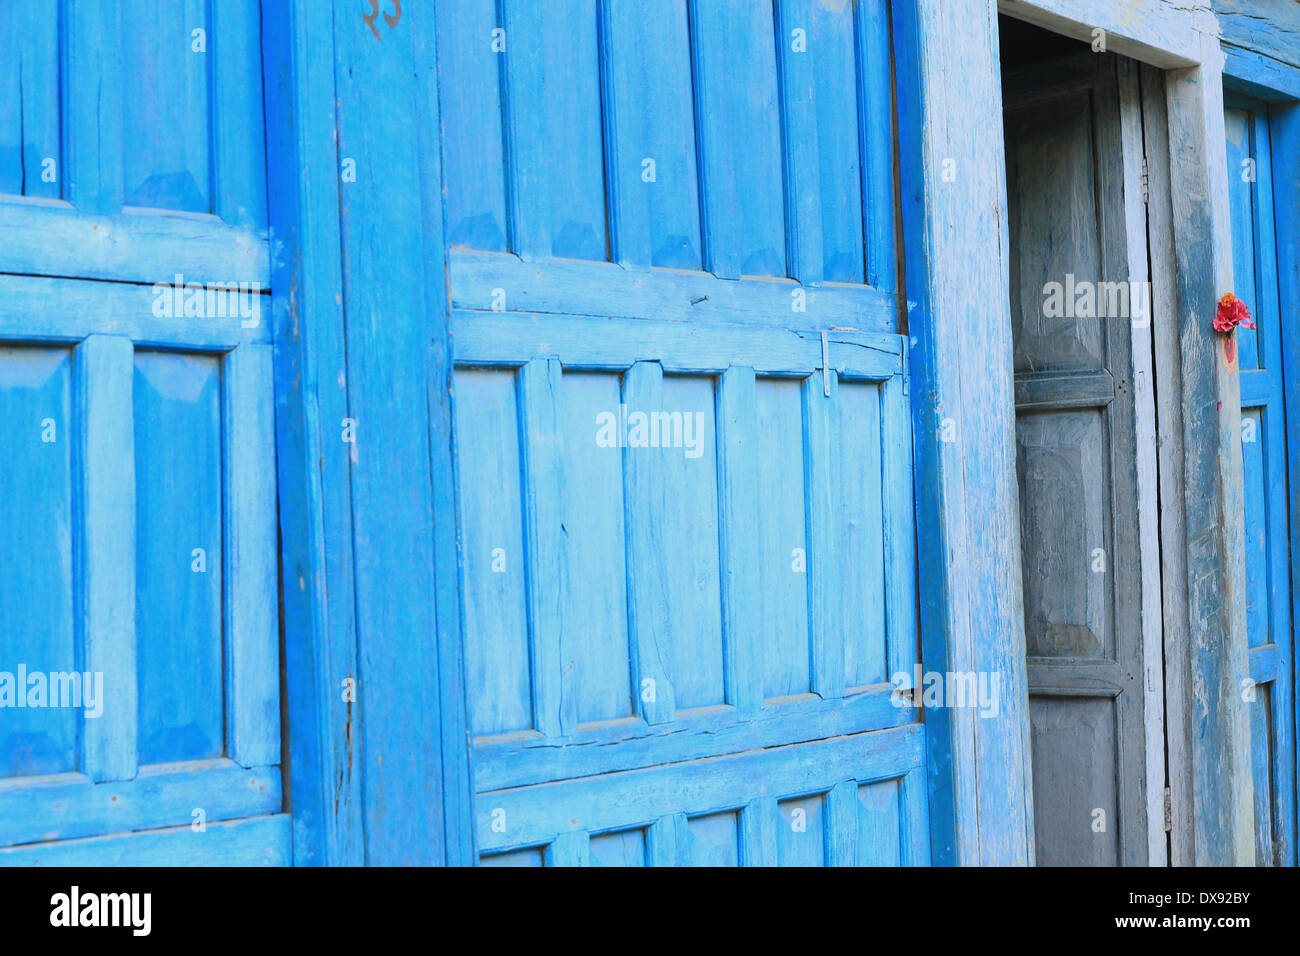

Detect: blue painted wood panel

[1225,94,1297,867]
[120,1,213,212]
[436,0,898,288]
[0,1,61,199]
[0,348,76,778]
[0,0,268,283]
[1,2,281,865]
[134,352,225,765]
[452,320,925,864]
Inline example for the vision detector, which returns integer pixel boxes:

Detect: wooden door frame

[259,0,475,866]
[896,0,1256,864]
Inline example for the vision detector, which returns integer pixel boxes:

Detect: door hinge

[901,336,910,395]
[820,330,832,397]
[1163,787,1173,832]
[1141,157,1150,205]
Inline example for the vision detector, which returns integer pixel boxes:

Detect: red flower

[1215,293,1255,332]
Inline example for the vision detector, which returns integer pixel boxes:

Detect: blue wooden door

[438,0,930,866]
[1224,94,1298,867]
[0,1,287,865]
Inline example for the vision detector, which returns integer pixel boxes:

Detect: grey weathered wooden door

[1003,52,1161,866]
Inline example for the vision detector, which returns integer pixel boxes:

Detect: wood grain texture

[1165,28,1255,865]
[1224,92,1297,866]
[0,761,280,847]
[998,0,1206,67]
[260,0,363,867]
[1215,0,1300,71]
[1004,53,1152,865]
[75,336,137,784]
[223,345,281,769]
[891,0,1033,865]
[0,814,291,867]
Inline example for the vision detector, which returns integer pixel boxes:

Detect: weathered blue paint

[892,0,1034,865]
[1223,94,1297,866]
[2,0,1293,868]
[439,0,929,867]
[261,0,474,866]
[0,2,284,865]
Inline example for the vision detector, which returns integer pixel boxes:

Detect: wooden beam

[998,0,1208,68]
[261,0,474,867]
[891,0,1034,866]
[260,0,363,867]
[1164,28,1256,865]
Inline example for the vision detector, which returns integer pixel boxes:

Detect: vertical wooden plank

[76,334,136,783]
[777,794,825,866]
[1141,62,1194,866]
[648,812,690,867]
[755,378,811,698]
[1244,98,1295,868]
[498,0,550,261]
[1224,107,1261,369]
[134,352,225,766]
[561,372,633,725]
[804,372,843,700]
[261,0,363,866]
[1166,32,1255,865]
[890,0,1032,865]
[717,367,762,715]
[335,0,464,864]
[688,0,785,278]
[0,348,77,779]
[657,375,725,709]
[857,0,898,291]
[739,796,778,867]
[881,374,917,687]
[545,830,591,868]
[1268,100,1300,869]
[539,0,606,261]
[210,0,268,228]
[435,0,508,251]
[839,381,886,686]
[856,776,901,866]
[1119,59,1166,867]
[420,3,477,864]
[455,370,532,736]
[0,2,61,199]
[519,358,576,737]
[773,0,824,286]
[119,0,212,212]
[421,9,478,868]
[798,0,865,283]
[825,781,858,867]
[598,0,700,270]
[900,766,931,866]
[622,361,676,724]
[223,344,280,768]
[64,0,123,214]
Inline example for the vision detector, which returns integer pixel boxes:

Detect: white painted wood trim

[1117,57,1169,867]
[998,0,1216,68]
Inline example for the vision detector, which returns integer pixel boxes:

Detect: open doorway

[999,15,1169,866]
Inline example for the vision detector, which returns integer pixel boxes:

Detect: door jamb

[895,0,1253,864]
